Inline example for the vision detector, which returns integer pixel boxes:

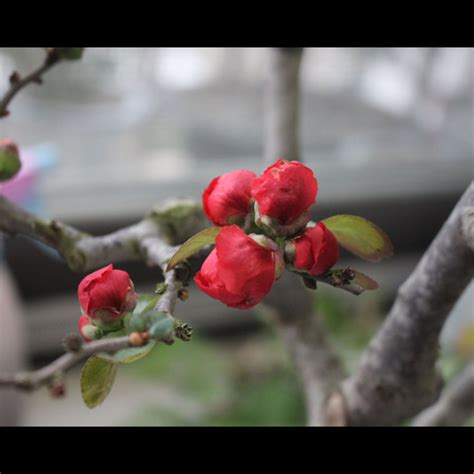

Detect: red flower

[78,264,137,324]
[203,169,256,226]
[251,159,318,225]
[291,223,339,276]
[194,226,281,309]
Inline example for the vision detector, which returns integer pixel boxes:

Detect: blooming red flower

[194,225,281,309]
[292,223,340,276]
[251,159,318,225]
[78,264,137,324]
[202,169,256,226]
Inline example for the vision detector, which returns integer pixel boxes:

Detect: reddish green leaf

[351,269,379,290]
[166,226,221,271]
[322,215,394,262]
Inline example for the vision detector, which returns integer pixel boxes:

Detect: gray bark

[413,362,474,426]
[340,182,474,425]
[264,48,303,164]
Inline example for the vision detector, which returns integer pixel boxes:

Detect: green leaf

[166,226,221,271]
[322,215,394,262]
[80,356,118,408]
[99,340,157,365]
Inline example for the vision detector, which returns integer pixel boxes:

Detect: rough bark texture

[413,362,474,426]
[340,182,474,425]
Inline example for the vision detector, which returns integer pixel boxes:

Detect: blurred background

[0,47,473,425]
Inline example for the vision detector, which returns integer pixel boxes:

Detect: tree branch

[261,47,345,425]
[335,182,474,425]
[0,193,208,318]
[412,362,474,426]
[264,48,303,164]
[0,197,207,392]
[0,333,171,391]
[0,49,63,118]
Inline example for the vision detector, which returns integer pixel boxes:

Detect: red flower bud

[251,159,318,227]
[49,383,66,399]
[291,223,339,276]
[202,169,256,226]
[194,225,280,309]
[78,264,137,325]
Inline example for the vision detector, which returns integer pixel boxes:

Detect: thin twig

[0,49,62,118]
[0,336,130,390]
[0,330,184,391]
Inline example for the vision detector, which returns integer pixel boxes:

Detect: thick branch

[264,48,303,164]
[0,49,62,118]
[413,363,474,426]
[338,182,474,426]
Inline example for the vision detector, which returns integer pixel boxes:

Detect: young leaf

[352,269,379,290]
[296,267,379,296]
[322,215,394,262]
[98,340,157,365]
[166,226,221,271]
[80,356,118,408]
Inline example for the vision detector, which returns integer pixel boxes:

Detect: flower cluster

[77,264,137,341]
[195,159,339,309]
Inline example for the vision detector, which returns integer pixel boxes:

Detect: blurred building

[0,47,472,355]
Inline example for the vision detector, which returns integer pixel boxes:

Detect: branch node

[62,333,83,353]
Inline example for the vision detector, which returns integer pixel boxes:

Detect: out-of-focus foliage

[120,288,473,426]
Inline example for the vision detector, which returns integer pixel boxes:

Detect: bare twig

[261,47,345,425]
[0,49,62,118]
[413,363,474,426]
[336,182,474,426]
[0,333,172,391]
